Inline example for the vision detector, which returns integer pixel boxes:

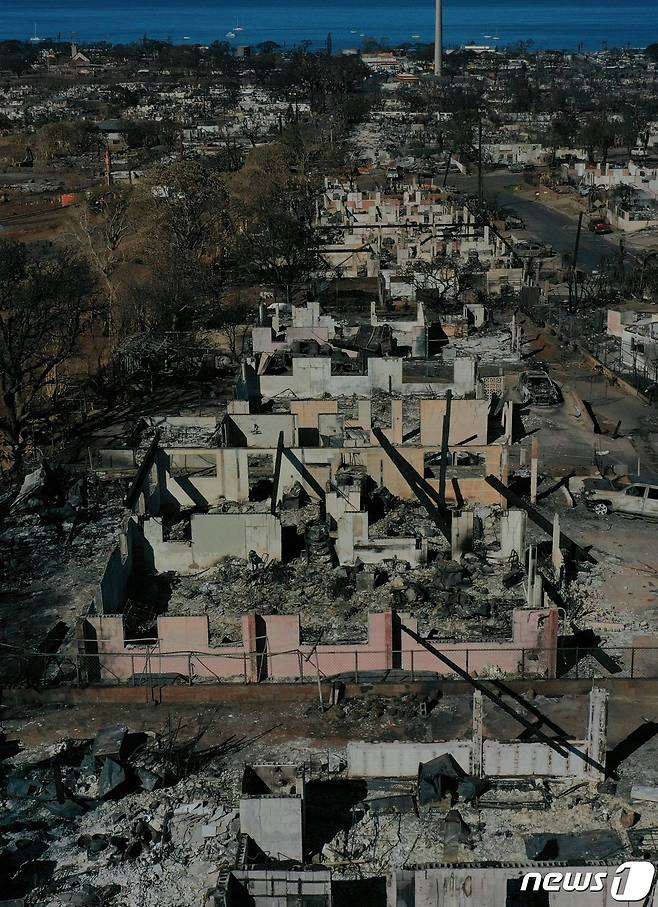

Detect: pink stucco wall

[83,607,559,684]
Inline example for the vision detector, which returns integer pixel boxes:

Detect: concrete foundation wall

[164,449,250,506]
[94,516,139,615]
[142,512,282,573]
[82,608,558,684]
[354,537,427,566]
[419,399,489,446]
[388,866,658,907]
[224,414,297,448]
[348,742,473,778]
[258,357,404,398]
[348,736,592,780]
[336,511,427,566]
[239,797,304,862]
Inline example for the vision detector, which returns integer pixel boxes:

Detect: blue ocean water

[0,0,656,52]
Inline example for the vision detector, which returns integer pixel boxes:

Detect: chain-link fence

[4,644,658,687]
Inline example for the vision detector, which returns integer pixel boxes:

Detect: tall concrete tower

[434,0,443,77]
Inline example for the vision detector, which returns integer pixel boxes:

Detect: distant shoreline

[0,36,650,54]
[2,0,657,54]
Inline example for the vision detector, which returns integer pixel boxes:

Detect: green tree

[579,112,616,164]
[0,240,95,465]
[546,110,578,162]
[137,161,237,330]
[76,187,134,337]
[34,120,98,160]
[236,185,320,301]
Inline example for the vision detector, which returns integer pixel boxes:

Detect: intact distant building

[361,52,401,72]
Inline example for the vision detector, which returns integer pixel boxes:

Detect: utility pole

[569,212,583,308]
[477,118,483,206]
[434,0,442,77]
[618,236,625,283]
[442,150,452,188]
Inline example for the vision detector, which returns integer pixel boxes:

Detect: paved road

[452,172,618,271]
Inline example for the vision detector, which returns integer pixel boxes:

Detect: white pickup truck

[582,477,658,518]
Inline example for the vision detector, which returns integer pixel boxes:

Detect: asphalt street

[453,171,619,271]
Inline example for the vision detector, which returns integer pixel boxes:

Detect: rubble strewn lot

[3,689,658,907]
[5,35,658,904]
[165,500,522,646]
[0,472,126,656]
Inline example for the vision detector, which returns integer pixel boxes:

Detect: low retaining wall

[579,348,650,404]
[346,739,592,779]
[79,608,559,685]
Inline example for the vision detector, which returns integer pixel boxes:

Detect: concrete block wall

[349,706,598,781]
[153,441,503,511]
[325,488,362,526]
[347,741,473,778]
[400,608,558,679]
[251,326,288,354]
[162,449,251,507]
[388,865,656,907]
[453,357,478,395]
[222,413,298,448]
[257,357,404,399]
[142,512,282,574]
[84,614,247,684]
[239,796,304,862]
[227,869,332,905]
[81,608,558,685]
[93,516,139,616]
[419,399,489,446]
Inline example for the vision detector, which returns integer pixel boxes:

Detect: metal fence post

[243,652,248,683]
[410,649,415,683]
[188,654,193,685]
[354,650,359,684]
[521,648,525,679]
[131,655,135,686]
[465,648,469,677]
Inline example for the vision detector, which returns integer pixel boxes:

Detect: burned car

[582,476,658,518]
[518,370,563,406]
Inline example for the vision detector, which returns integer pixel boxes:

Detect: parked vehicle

[505,215,526,230]
[582,477,658,518]
[518,370,562,406]
[588,219,614,234]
